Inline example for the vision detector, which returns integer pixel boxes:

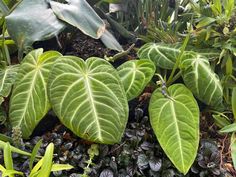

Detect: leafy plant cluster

[0,0,236,176]
[0,41,211,175]
[0,139,73,177]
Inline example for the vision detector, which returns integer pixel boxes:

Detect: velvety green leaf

[181,52,223,108]
[232,88,236,120]
[138,43,180,69]
[50,0,105,39]
[5,0,65,53]
[149,84,199,174]
[220,123,236,133]
[48,56,128,144]
[9,49,62,138]
[117,59,155,100]
[231,133,236,170]
[0,65,18,97]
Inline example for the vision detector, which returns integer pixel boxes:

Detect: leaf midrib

[170,100,185,171]
[84,74,102,141]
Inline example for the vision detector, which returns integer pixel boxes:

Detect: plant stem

[166,33,190,86]
[105,44,135,62]
[167,70,182,85]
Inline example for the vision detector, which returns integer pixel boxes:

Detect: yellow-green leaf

[149,84,199,174]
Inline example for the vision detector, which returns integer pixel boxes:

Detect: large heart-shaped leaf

[149,84,199,174]
[0,65,18,97]
[48,56,128,144]
[9,49,62,138]
[180,52,223,108]
[117,59,155,100]
[5,0,65,53]
[50,0,105,39]
[137,43,180,69]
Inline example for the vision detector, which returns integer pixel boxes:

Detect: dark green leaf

[181,52,223,108]
[6,0,65,53]
[50,0,105,39]
[138,43,181,69]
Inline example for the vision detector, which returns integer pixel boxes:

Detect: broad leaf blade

[181,52,223,108]
[50,0,105,39]
[9,49,62,138]
[0,65,18,97]
[5,0,65,53]
[149,84,199,174]
[48,56,128,144]
[117,59,155,100]
[137,43,180,69]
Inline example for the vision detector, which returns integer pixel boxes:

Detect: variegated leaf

[0,65,18,97]
[117,59,155,100]
[137,43,180,69]
[9,49,62,138]
[48,56,128,144]
[180,52,223,108]
[149,84,199,174]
